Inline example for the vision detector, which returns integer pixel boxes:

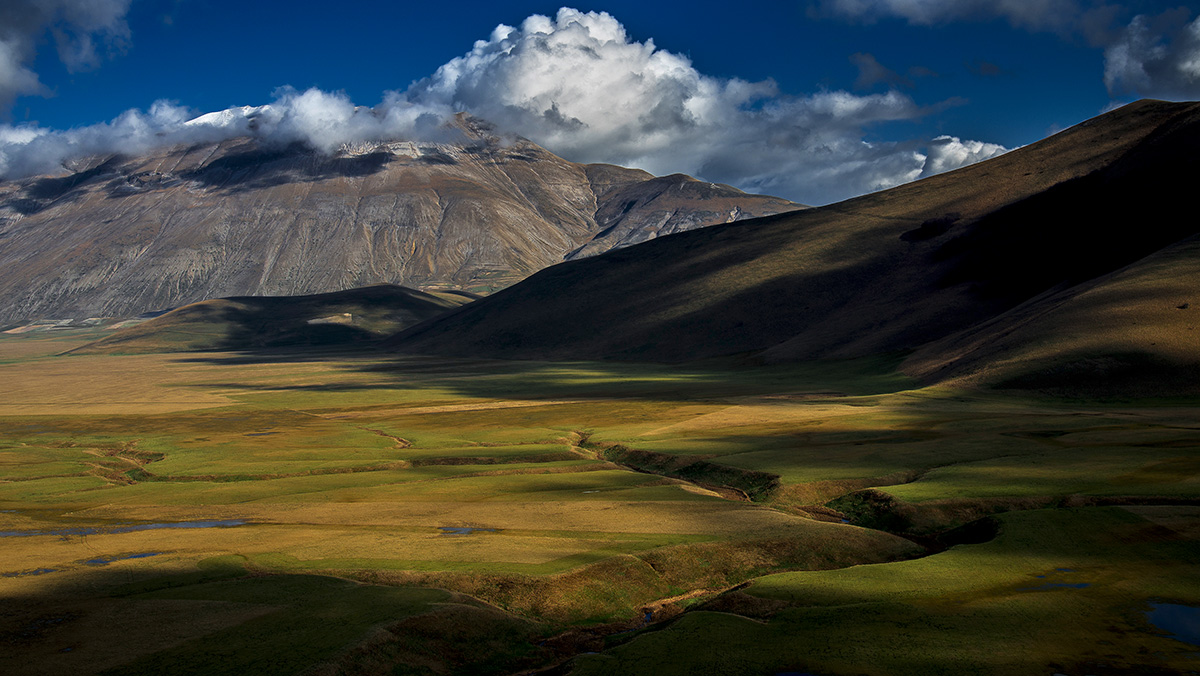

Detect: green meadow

[574,507,1200,676]
[1,330,1197,675]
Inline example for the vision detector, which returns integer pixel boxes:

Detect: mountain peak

[0,127,802,325]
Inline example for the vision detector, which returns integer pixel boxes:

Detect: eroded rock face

[0,124,801,323]
[568,169,796,260]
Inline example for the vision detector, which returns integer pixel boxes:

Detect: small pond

[84,552,161,566]
[438,526,496,535]
[1019,582,1090,591]
[2,567,57,578]
[1146,603,1200,646]
[0,519,247,538]
[1020,568,1089,592]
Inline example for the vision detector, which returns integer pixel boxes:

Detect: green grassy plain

[574,507,1200,676]
[0,330,1197,674]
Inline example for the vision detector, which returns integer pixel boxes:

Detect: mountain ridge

[385,99,1200,392]
[0,120,801,324]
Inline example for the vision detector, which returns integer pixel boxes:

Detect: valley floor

[0,331,1198,675]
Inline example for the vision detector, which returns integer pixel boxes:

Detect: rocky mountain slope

[387,100,1200,392]
[0,117,800,324]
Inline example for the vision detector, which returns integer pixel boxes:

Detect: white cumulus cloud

[0,7,1009,205]
[399,8,1005,203]
[919,135,1010,178]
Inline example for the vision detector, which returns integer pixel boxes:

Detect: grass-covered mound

[71,284,471,354]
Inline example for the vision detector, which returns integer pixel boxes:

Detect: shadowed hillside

[902,234,1200,395]
[72,284,470,354]
[387,100,1200,391]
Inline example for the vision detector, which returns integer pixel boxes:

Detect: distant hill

[387,100,1200,393]
[0,115,800,324]
[72,284,471,354]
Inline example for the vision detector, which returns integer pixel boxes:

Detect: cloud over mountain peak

[0,7,1009,205]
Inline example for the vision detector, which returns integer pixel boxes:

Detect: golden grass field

[1,329,1198,675]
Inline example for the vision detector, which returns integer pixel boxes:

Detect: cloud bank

[1104,9,1200,99]
[0,0,131,113]
[810,0,1086,31]
[0,89,457,179]
[820,0,1200,101]
[0,7,1010,205]
[919,135,1010,178]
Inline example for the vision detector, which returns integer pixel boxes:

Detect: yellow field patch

[0,353,236,415]
[642,397,912,437]
[0,334,97,360]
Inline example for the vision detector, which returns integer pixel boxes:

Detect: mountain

[0,116,800,325]
[71,284,472,354]
[387,100,1200,391]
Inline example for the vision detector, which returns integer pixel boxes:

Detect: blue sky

[2,1,1198,204]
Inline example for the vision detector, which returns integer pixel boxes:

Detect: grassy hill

[902,234,1200,396]
[387,100,1200,394]
[72,284,472,354]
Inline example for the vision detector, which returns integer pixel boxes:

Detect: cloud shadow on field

[175,346,915,406]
